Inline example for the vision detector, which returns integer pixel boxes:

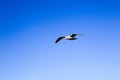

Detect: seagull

[55,33,83,43]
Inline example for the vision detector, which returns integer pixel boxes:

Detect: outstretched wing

[70,34,78,37]
[55,36,64,43]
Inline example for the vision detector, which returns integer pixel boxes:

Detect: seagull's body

[65,35,77,40]
[55,33,81,43]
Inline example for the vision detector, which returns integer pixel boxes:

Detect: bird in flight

[55,33,83,43]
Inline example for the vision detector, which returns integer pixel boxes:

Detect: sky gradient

[0,0,120,80]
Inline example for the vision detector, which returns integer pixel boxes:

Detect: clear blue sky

[0,0,120,80]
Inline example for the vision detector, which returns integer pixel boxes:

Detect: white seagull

[55,33,83,43]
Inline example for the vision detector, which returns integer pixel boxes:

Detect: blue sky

[0,0,120,80]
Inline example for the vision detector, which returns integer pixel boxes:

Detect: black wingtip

[55,41,58,43]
